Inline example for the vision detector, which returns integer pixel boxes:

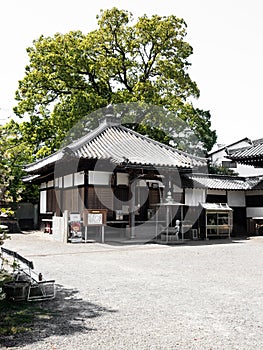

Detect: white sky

[1,0,263,145]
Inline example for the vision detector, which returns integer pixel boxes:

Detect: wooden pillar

[130,180,136,239]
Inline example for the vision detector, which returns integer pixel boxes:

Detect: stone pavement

[1,231,263,350]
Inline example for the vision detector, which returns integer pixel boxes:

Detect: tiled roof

[182,173,263,190]
[25,120,207,173]
[200,203,232,211]
[208,137,251,156]
[228,138,263,160]
[244,176,263,190]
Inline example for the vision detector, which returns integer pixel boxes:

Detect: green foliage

[0,298,51,335]
[0,272,13,302]
[14,7,217,159]
[0,122,39,204]
[0,209,11,250]
[0,224,10,247]
[208,163,239,176]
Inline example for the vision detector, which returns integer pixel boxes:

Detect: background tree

[14,7,216,159]
[0,124,14,247]
[0,121,38,206]
[0,126,15,206]
[208,163,239,176]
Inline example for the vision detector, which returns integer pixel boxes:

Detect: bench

[1,247,56,301]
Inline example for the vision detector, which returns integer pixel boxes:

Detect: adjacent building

[208,138,263,176]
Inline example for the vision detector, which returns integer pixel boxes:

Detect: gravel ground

[1,232,263,350]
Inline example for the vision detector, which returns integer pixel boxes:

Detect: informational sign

[70,213,81,222]
[83,209,107,243]
[88,213,103,225]
[83,209,107,227]
[69,213,82,243]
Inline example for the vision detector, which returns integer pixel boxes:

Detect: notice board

[83,209,107,227]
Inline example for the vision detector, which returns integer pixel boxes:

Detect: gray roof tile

[228,139,263,160]
[183,173,263,191]
[25,122,207,173]
[183,174,254,190]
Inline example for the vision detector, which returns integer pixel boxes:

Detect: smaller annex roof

[24,117,207,174]
[244,175,263,190]
[200,203,232,211]
[182,173,263,191]
[208,137,251,156]
[227,138,263,166]
[182,173,249,190]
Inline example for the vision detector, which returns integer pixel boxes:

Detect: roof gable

[208,138,251,156]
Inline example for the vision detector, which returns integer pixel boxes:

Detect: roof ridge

[68,122,110,151]
[188,172,245,180]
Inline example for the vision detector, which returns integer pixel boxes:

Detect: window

[206,210,232,237]
[89,171,112,185]
[116,173,129,186]
[206,212,229,226]
[74,171,85,186]
[40,191,47,214]
[64,174,73,188]
[218,213,229,225]
[207,213,217,226]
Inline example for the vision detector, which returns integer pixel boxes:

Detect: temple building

[23,116,263,242]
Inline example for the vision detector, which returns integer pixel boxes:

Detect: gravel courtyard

[1,232,263,350]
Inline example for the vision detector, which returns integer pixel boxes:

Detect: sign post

[83,209,107,243]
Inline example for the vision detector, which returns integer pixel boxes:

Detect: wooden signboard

[83,209,107,243]
[83,209,107,227]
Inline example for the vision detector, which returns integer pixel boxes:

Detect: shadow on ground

[0,284,117,348]
[144,236,250,247]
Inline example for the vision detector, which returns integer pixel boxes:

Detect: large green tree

[0,121,38,205]
[14,7,216,158]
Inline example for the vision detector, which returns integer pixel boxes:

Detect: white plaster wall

[185,188,206,206]
[227,191,246,207]
[40,191,47,214]
[246,207,263,218]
